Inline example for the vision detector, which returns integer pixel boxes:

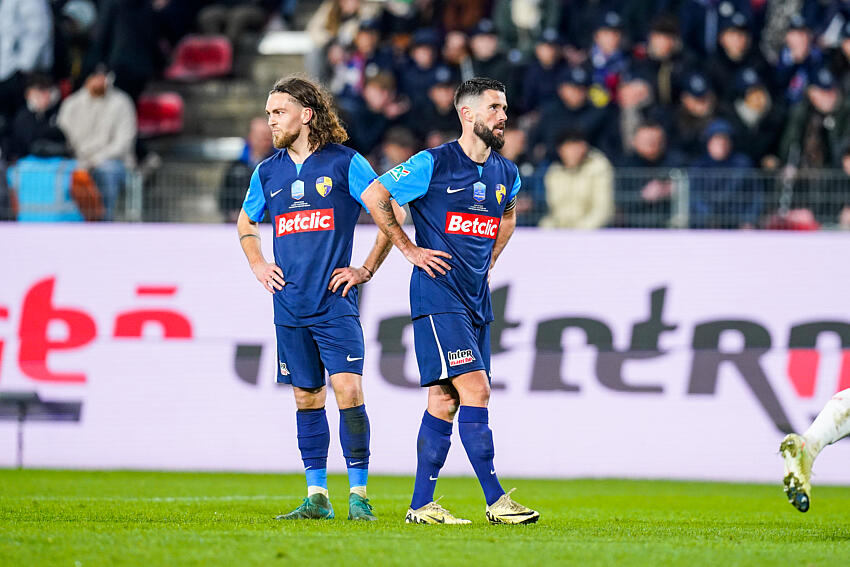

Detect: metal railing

[3,161,850,230]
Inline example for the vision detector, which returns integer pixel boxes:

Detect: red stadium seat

[136,92,184,137]
[164,35,233,81]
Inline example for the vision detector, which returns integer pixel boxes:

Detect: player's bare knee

[426,393,457,421]
[335,384,364,409]
[460,381,490,407]
[293,386,325,410]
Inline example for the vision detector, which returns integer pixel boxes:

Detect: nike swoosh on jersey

[446,186,465,194]
[346,355,363,362]
[270,189,284,197]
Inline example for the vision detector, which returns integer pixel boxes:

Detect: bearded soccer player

[361,77,539,524]
[237,76,401,521]
[781,388,850,512]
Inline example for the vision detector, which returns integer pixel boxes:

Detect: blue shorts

[412,312,490,387]
[275,315,365,389]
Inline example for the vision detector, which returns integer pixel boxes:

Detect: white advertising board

[0,224,849,483]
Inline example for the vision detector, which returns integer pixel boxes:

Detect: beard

[473,119,505,150]
[272,129,300,149]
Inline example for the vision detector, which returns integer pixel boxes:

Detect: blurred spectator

[305,0,373,81]
[87,0,162,102]
[520,28,563,113]
[588,11,628,107]
[780,66,850,221]
[197,0,269,45]
[727,68,785,169]
[376,0,420,42]
[340,71,408,157]
[440,0,491,33]
[0,0,53,131]
[493,0,560,55]
[373,126,417,175]
[330,18,393,101]
[759,1,824,64]
[57,64,137,221]
[528,66,610,163]
[774,14,825,104]
[617,121,685,228]
[441,30,473,81]
[611,67,664,163]
[218,116,275,223]
[558,0,614,59]
[828,20,850,95]
[412,66,461,142]
[780,67,850,169]
[398,28,442,109]
[707,12,770,105]
[633,15,695,110]
[538,129,613,229]
[468,20,513,92]
[57,0,99,88]
[689,119,758,229]
[2,74,67,162]
[679,0,751,57]
[672,72,723,160]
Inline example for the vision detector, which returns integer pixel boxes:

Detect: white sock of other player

[803,388,850,457]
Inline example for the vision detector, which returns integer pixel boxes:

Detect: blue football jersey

[378,141,521,325]
[242,143,376,326]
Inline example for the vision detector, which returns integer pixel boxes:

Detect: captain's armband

[504,196,517,212]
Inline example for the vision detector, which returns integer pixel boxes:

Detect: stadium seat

[164,35,233,81]
[136,92,184,137]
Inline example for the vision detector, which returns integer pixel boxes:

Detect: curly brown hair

[270,76,348,151]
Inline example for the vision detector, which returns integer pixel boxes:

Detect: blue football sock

[410,410,453,510]
[296,407,329,491]
[458,405,504,506]
[339,404,370,490]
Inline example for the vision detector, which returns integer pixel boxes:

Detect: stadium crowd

[3,0,850,229]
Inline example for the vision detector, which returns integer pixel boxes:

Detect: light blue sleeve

[347,152,377,210]
[377,150,434,206]
[509,165,522,200]
[241,166,267,222]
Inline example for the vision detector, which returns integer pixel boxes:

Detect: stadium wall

[1,224,849,484]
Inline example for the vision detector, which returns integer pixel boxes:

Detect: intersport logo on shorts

[445,212,499,239]
[276,209,335,236]
[448,348,476,366]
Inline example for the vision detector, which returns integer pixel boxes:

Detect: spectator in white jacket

[539,128,614,229]
[58,64,137,220]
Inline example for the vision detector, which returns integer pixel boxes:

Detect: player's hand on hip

[252,261,285,293]
[404,245,452,278]
[328,266,370,297]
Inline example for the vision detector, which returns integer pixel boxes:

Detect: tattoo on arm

[239,234,260,242]
[377,199,398,230]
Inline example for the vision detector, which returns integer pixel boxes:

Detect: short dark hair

[556,128,587,146]
[637,119,665,132]
[270,76,348,151]
[649,14,679,36]
[453,77,506,108]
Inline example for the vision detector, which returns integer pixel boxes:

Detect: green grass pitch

[2,470,849,566]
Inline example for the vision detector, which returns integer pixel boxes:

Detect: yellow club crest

[495,184,506,204]
[315,176,333,197]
